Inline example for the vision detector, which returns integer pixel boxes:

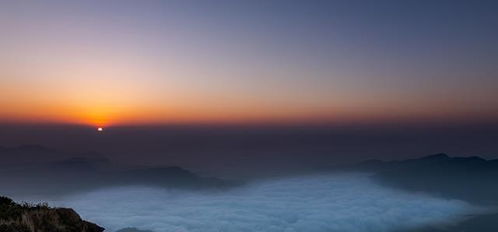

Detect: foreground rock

[0,196,104,232]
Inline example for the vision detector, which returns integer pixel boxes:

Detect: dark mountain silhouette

[351,153,498,204]
[114,166,228,189]
[345,153,498,232]
[115,228,154,232]
[398,213,498,232]
[0,145,235,198]
[0,196,103,232]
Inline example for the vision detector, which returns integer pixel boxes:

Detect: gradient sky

[1,0,497,127]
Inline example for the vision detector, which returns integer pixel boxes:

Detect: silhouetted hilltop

[0,145,235,197]
[115,228,154,232]
[352,153,498,204]
[402,213,498,232]
[0,196,103,232]
[116,166,227,188]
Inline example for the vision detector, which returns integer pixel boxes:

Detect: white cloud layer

[46,174,476,232]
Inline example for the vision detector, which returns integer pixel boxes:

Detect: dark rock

[0,196,104,232]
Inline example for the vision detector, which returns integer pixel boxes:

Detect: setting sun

[1,1,498,232]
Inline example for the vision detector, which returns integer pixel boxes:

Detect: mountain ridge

[350,153,498,204]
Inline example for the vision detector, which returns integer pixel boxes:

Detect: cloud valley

[34,173,478,232]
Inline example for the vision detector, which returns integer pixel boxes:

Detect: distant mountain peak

[357,152,498,204]
[420,153,449,160]
[14,144,53,152]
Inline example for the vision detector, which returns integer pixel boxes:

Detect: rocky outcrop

[0,196,103,232]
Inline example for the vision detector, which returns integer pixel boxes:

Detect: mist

[1,123,498,178]
[2,0,498,231]
[23,173,480,232]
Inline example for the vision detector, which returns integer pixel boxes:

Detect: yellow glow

[1,41,494,127]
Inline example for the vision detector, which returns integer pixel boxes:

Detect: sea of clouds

[45,173,477,232]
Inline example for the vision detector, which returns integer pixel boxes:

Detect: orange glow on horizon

[1,1,498,129]
[2,65,497,127]
[2,100,496,128]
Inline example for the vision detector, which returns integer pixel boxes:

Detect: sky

[1,0,497,127]
[2,3,498,231]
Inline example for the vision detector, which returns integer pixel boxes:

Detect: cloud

[45,173,477,232]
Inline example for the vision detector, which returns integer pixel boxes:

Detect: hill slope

[0,196,104,232]
[353,153,498,204]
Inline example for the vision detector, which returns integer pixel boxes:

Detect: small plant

[0,196,14,206]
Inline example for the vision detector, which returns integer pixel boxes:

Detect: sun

[97,127,103,132]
